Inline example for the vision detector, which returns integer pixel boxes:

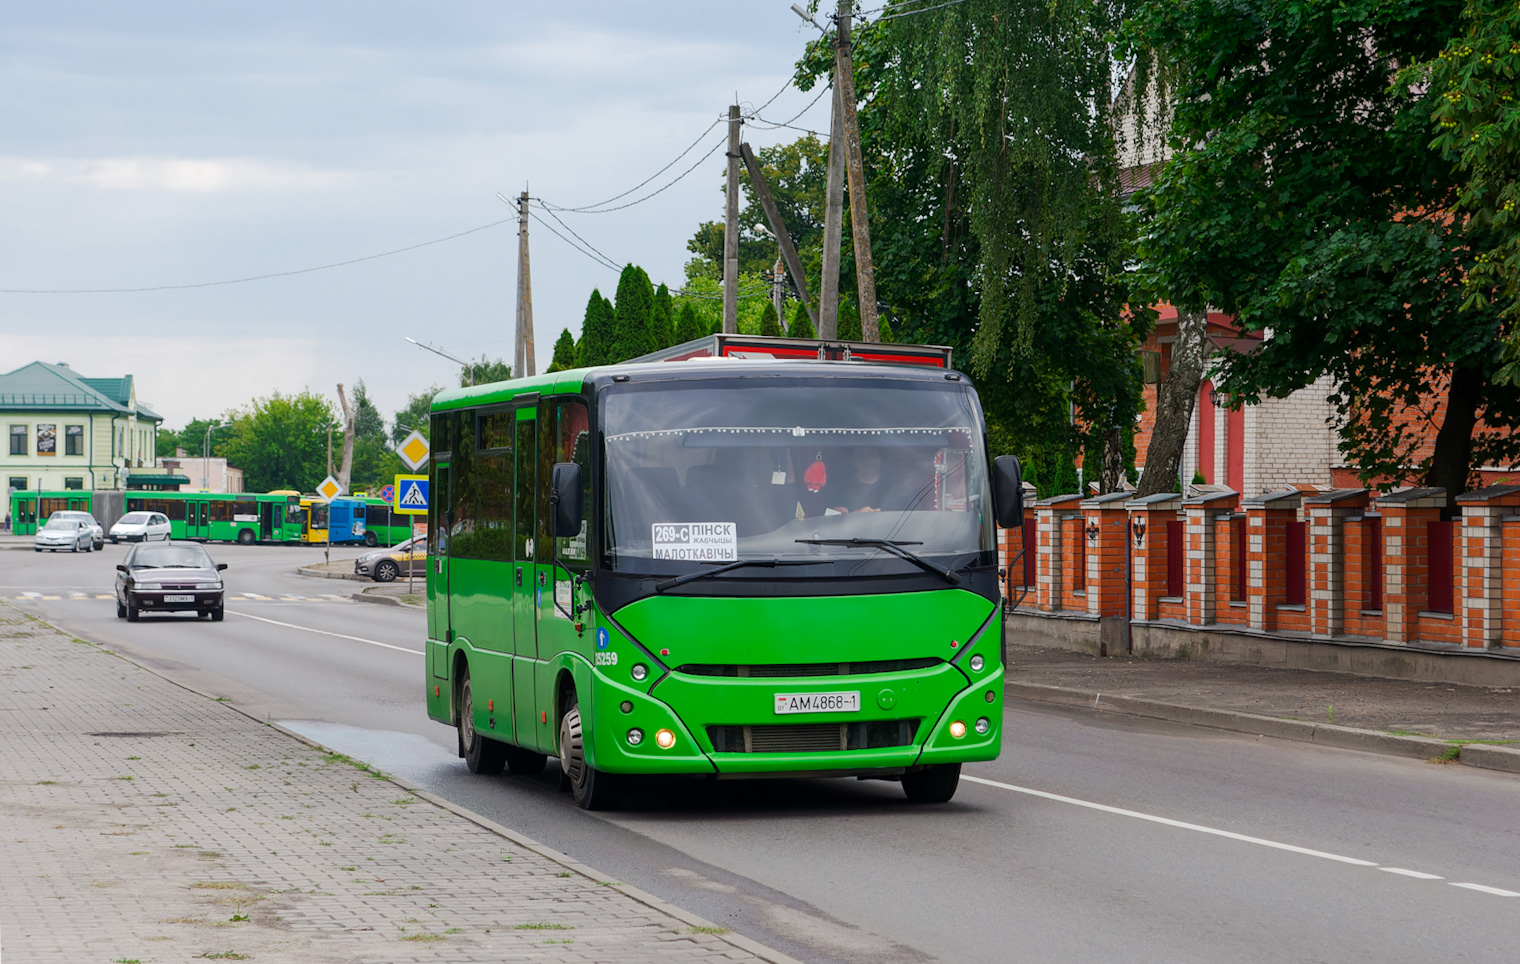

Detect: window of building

[64,478,84,490]
[9,425,26,456]
[65,424,84,456]
[7,477,26,492]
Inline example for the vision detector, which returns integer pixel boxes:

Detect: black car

[115,541,228,622]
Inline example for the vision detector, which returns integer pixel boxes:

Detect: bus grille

[707,719,920,754]
[678,658,942,679]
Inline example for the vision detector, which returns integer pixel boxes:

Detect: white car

[109,511,173,543]
[35,517,94,553]
[48,510,104,550]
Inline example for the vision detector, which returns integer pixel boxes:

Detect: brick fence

[1001,484,1520,653]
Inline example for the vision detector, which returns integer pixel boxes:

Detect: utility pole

[773,255,787,330]
[722,103,741,334]
[515,190,536,377]
[819,82,844,339]
[834,0,879,341]
[740,141,817,332]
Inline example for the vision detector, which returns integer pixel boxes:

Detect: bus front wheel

[558,701,619,810]
[458,672,506,775]
[902,763,961,804]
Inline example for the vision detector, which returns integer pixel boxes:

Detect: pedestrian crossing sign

[393,474,429,515]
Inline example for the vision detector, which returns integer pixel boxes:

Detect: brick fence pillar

[1126,493,1183,621]
[1241,490,1305,632]
[1182,490,1239,626]
[1374,487,1446,645]
[1454,485,1520,649]
[1303,489,1369,639]
[1034,494,1083,612]
[1080,491,1132,618]
[1505,516,1520,649]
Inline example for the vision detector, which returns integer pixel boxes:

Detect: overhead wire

[873,0,970,21]
[540,115,726,214]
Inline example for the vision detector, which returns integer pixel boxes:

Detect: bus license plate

[164,595,194,602]
[774,691,860,715]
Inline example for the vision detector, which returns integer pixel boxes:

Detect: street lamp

[406,337,475,386]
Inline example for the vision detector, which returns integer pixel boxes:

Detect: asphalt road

[6,542,1519,963]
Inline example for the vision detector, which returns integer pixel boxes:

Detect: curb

[350,590,423,609]
[298,564,361,581]
[1005,681,1520,775]
[5,602,803,964]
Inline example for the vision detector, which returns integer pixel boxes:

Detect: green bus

[8,491,92,535]
[123,491,304,544]
[424,353,1023,809]
[357,497,413,547]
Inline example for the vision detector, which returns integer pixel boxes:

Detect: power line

[873,0,969,22]
[0,217,516,295]
[540,117,724,214]
[747,83,832,136]
[540,137,728,215]
[527,210,620,273]
[535,203,623,271]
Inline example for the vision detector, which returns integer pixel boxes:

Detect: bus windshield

[601,376,994,578]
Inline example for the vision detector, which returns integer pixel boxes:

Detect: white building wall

[1242,374,1338,494]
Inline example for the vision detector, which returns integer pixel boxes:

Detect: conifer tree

[546,328,577,372]
[612,264,656,361]
[578,290,616,367]
[758,301,784,337]
[674,303,705,344]
[789,303,816,339]
[653,283,674,350]
[837,302,862,341]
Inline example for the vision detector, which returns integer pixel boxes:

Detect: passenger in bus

[824,446,938,515]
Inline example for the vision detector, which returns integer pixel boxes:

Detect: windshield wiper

[795,537,962,585]
[654,557,819,592]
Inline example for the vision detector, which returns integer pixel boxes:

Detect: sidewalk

[1006,636,1520,773]
[0,602,790,964]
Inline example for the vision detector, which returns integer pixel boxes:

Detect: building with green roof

[1,361,179,496]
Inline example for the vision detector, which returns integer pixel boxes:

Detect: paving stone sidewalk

[0,602,781,964]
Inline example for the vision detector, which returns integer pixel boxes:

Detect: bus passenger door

[259,501,274,541]
[428,463,452,675]
[511,404,543,751]
[188,501,209,540]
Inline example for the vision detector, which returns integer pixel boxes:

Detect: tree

[674,303,705,344]
[653,283,675,350]
[789,302,816,339]
[219,392,335,493]
[1404,0,1520,383]
[578,289,616,367]
[462,356,510,387]
[1127,0,1520,505]
[335,383,357,493]
[758,300,784,337]
[391,386,441,444]
[611,264,656,362]
[796,1,1144,487]
[546,328,578,373]
[351,381,385,439]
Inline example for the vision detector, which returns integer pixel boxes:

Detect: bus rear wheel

[558,701,619,810]
[459,672,506,775]
[237,529,256,545]
[364,531,378,547]
[902,763,961,804]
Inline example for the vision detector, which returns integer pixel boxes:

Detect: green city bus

[9,491,93,535]
[357,497,413,547]
[424,351,1023,809]
[124,491,304,544]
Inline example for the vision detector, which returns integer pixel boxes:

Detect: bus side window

[554,398,591,568]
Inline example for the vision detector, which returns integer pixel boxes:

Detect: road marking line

[961,774,1379,866]
[1379,868,1443,880]
[95,594,113,599]
[225,609,422,655]
[1449,883,1520,897]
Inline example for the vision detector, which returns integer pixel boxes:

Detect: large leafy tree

[390,386,440,444]
[797,1,1143,488]
[1128,0,1520,504]
[461,356,510,386]
[219,392,334,493]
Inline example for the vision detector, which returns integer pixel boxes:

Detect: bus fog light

[975,717,990,735]
[620,700,633,714]
[948,720,967,739]
[985,690,996,703]
[655,728,676,749]
[969,655,984,672]
[631,664,648,682]
[627,728,644,746]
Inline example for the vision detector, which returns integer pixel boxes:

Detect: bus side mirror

[993,455,1024,528]
[549,462,583,538]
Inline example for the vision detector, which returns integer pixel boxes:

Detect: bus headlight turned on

[655,728,676,749]
[948,720,967,739]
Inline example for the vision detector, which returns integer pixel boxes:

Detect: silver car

[48,510,104,550]
[353,536,426,582]
[110,511,172,543]
[35,517,94,553]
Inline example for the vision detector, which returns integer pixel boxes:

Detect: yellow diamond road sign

[316,475,343,503]
[398,430,430,471]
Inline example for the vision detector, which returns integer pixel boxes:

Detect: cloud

[0,155,351,193]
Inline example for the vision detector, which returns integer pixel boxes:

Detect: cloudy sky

[0,1,832,429]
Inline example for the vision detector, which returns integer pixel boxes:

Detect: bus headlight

[627,728,644,746]
[948,720,967,739]
[655,728,676,749]
[975,717,991,735]
[969,655,984,672]
[631,664,648,682]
